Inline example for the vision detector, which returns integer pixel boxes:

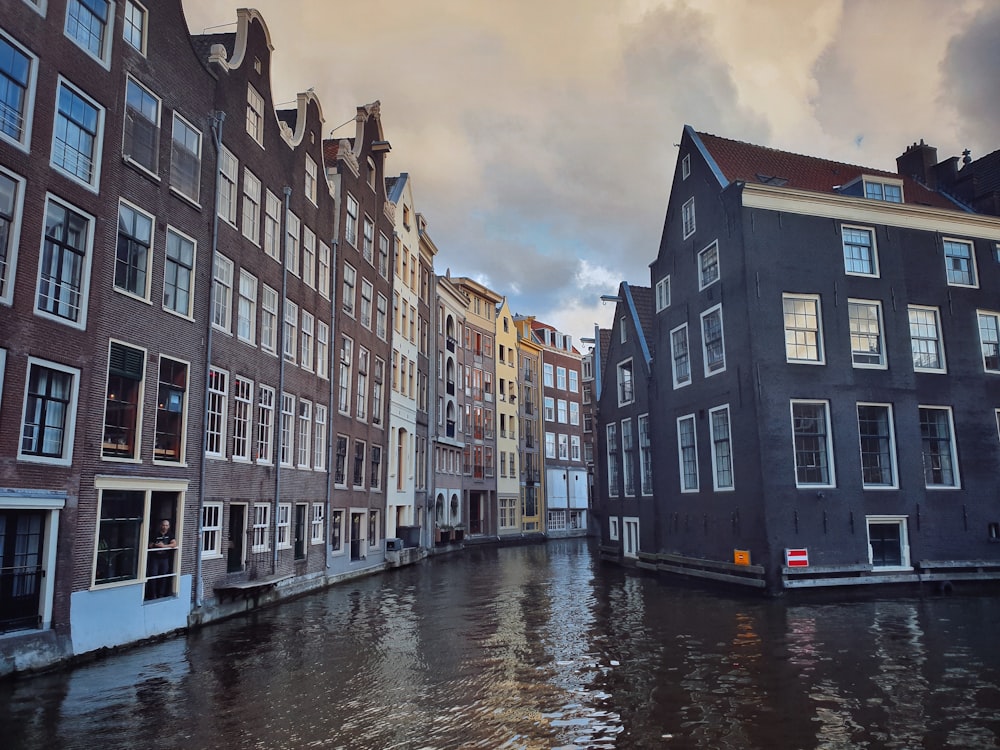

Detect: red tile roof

[696,131,959,211]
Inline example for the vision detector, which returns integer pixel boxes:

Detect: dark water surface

[3,539,1000,749]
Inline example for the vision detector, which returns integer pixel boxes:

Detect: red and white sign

[785,548,809,567]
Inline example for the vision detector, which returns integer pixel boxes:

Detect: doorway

[228,503,247,573]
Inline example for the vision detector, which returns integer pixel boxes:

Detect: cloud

[941,1,1000,157]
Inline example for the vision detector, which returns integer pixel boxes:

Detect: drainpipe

[196,110,226,609]
[272,186,292,574]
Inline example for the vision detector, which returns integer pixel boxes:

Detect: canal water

[3,539,1000,749]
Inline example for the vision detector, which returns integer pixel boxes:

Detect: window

[908,306,944,372]
[162,227,195,317]
[545,432,555,459]
[557,399,567,423]
[372,358,384,426]
[256,385,274,464]
[783,294,823,364]
[378,232,390,279]
[978,311,1000,372]
[285,212,300,276]
[701,305,726,376]
[123,1,147,53]
[123,78,159,173]
[360,279,373,329]
[920,406,958,488]
[376,293,388,339]
[211,254,233,332]
[65,0,111,63]
[670,323,690,388]
[19,357,80,465]
[864,180,902,203]
[842,226,878,276]
[681,197,695,238]
[260,284,278,354]
[682,153,691,179]
[857,403,896,488]
[638,414,652,495]
[609,516,620,541]
[791,400,834,487]
[655,275,670,311]
[232,377,252,462]
[297,399,311,468]
[346,193,358,246]
[370,445,382,490]
[0,169,25,305]
[235,269,257,344]
[605,423,619,496]
[202,503,222,558]
[544,396,554,421]
[103,342,144,460]
[676,415,698,492]
[301,311,314,371]
[362,216,374,264]
[848,299,885,368]
[246,85,264,145]
[276,504,290,549]
[338,337,353,414]
[617,359,634,406]
[318,240,331,298]
[569,401,579,426]
[115,201,153,299]
[867,517,910,570]
[313,405,327,470]
[622,418,635,496]
[709,405,733,491]
[283,299,298,363]
[169,114,201,203]
[698,241,719,289]
[280,393,294,467]
[353,441,366,487]
[569,370,579,393]
[356,348,369,421]
[251,504,270,553]
[205,367,228,458]
[543,364,554,387]
[52,80,104,188]
[316,321,329,379]
[342,263,356,316]
[217,148,239,223]
[571,435,581,461]
[943,239,977,287]
[557,366,567,390]
[0,31,37,149]
[302,227,315,288]
[300,154,317,204]
[37,197,94,327]
[311,503,324,544]
[263,190,280,261]
[241,169,261,245]
[154,357,187,462]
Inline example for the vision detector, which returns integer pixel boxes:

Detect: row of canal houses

[0,1,590,675]
[594,126,1000,594]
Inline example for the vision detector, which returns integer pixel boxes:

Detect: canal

[3,539,1000,749]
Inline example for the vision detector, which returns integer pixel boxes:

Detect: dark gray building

[596,125,1000,593]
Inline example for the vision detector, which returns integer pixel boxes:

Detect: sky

[182,0,999,349]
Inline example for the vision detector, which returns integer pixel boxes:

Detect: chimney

[896,139,938,189]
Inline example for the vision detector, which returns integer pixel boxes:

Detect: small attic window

[254,57,261,74]
[864,179,903,203]
[367,157,376,190]
[682,154,691,180]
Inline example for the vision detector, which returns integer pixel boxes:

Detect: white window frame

[569,370,579,393]
[217,146,238,226]
[698,240,720,290]
[977,310,1000,374]
[842,225,879,277]
[305,155,318,205]
[236,269,257,345]
[708,404,734,491]
[302,226,315,289]
[681,154,691,180]
[123,1,147,55]
[285,212,300,277]
[318,240,331,298]
[169,112,201,204]
[782,293,824,365]
[556,366,567,390]
[0,167,27,306]
[297,399,312,469]
[163,226,196,319]
[866,515,911,571]
[609,516,619,541]
[122,75,160,176]
[616,359,634,406]
[0,27,39,152]
[676,414,698,493]
[283,299,298,364]
[201,502,223,559]
[114,198,154,302]
[311,503,325,544]
[790,399,835,488]
[670,323,691,388]
[907,305,945,373]
[313,404,327,470]
[260,284,278,355]
[211,252,233,333]
[276,503,291,550]
[848,298,886,369]
[301,310,315,372]
[65,0,113,67]
[246,84,264,146]
[241,168,261,245]
[919,405,960,489]
[543,363,554,387]
[856,402,898,490]
[19,357,81,466]
[263,190,281,261]
[700,304,726,377]
[943,238,978,288]
[280,392,295,467]
[256,384,275,465]
[655,275,670,312]
[251,503,271,553]
[232,376,253,462]
[638,413,652,496]
[342,263,357,316]
[345,193,359,246]
[205,366,228,458]
[35,194,95,330]
[681,197,695,239]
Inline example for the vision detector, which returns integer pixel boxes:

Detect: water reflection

[2,540,1000,749]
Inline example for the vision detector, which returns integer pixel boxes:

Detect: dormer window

[863,178,903,203]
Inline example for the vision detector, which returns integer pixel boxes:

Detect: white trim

[122,74,161,179]
[790,399,836,489]
[670,322,691,388]
[847,298,886,369]
[676,413,699,493]
[856,402,899,490]
[700,303,726,377]
[114,197,155,303]
[101,338,148,462]
[18,356,81,466]
[50,76,105,191]
[907,305,946,374]
[162,225,197,320]
[841,224,880,278]
[35,193,96,330]
[918,404,961,489]
[708,404,734,492]
[866,515,911,571]
[742,183,1000,241]
[64,0,115,69]
[697,240,720,290]
[0,166,27,306]
[782,293,824,365]
[0,27,38,152]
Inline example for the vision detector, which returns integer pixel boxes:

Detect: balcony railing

[447,336,457,352]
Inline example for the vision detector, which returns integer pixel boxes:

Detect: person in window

[148,519,177,598]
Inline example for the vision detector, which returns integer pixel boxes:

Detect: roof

[385,173,408,204]
[695,130,957,210]
[190,32,235,65]
[322,139,340,164]
[626,284,656,363]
